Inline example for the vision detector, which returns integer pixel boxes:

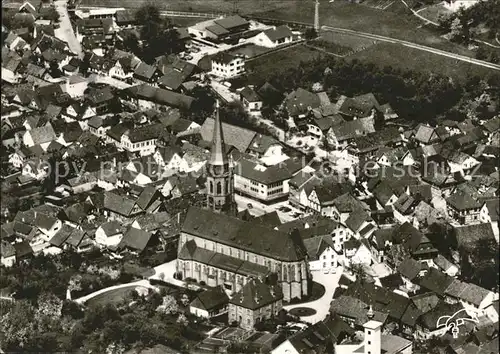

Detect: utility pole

[314,0,320,32]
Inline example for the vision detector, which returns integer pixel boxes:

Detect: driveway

[54,0,83,58]
[284,267,343,324]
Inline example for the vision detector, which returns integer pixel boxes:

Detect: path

[54,0,83,58]
[74,279,157,304]
[321,26,500,71]
[88,74,133,89]
[284,268,343,324]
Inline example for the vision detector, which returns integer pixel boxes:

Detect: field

[416,3,453,24]
[252,1,473,56]
[86,285,149,307]
[245,44,324,84]
[318,30,379,52]
[348,42,498,82]
[78,0,290,13]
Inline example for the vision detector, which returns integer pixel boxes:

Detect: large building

[211,52,245,79]
[234,157,303,202]
[177,208,310,301]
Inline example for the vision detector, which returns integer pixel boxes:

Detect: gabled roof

[453,223,496,249]
[229,278,282,310]
[446,191,483,211]
[214,15,248,30]
[285,88,321,116]
[103,192,138,216]
[397,258,422,281]
[303,235,335,261]
[200,117,256,153]
[182,207,307,262]
[236,157,303,185]
[49,224,75,247]
[134,62,157,80]
[190,286,229,311]
[97,219,123,236]
[125,84,194,109]
[27,123,56,145]
[240,86,261,102]
[263,25,293,41]
[417,268,454,296]
[119,227,153,252]
[414,124,437,144]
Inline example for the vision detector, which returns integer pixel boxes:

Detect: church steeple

[206,100,236,214]
[210,100,228,166]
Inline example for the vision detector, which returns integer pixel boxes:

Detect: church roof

[182,207,307,262]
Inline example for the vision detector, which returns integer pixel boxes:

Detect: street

[54,0,84,58]
[284,267,344,324]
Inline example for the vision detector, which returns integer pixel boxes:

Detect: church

[176,102,311,301]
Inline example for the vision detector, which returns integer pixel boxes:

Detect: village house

[252,25,294,48]
[189,286,229,318]
[303,235,338,273]
[210,52,245,79]
[446,191,488,225]
[95,220,124,248]
[240,86,262,115]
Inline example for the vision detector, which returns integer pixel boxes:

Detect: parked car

[185,55,193,60]
[247,203,253,209]
[279,206,291,212]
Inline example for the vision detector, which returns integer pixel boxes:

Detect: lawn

[245,44,324,84]
[348,42,498,82]
[252,1,474,56]
[86,285,149,307]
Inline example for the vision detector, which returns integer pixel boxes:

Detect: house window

[368,331,371,335]
[331,262,334,266]
[210,182,214,194]
[368,341,371,345]
[323,262,326,267]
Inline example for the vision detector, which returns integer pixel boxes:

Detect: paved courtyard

[284,267,343,324]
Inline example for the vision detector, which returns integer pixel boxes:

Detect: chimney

[367,305,374,319]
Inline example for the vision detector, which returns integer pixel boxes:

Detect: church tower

[206,100,236,214]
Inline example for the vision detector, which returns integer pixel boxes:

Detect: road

[284,268,343,324]
[54,0,83,59]
[321,26,500,71]
[73,279,158,304]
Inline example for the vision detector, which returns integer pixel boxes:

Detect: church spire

[210,100,228,166]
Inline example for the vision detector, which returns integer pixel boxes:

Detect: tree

[304,28,318,40]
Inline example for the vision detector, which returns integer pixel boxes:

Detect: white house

[445,279,498,318]
[211,52,245,79]
[63,75,88,98]
[303,236,338,273]
[253,25,293,48]
[22,124,57,149]
[152,146,188,172]
[1,241,16,267]
[34,213,63,241]
[120,124,162,156]
[240,86,262,116]
[95,221,123,247]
